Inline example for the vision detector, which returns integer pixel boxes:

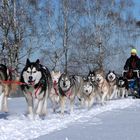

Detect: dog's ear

[26,58,30,66]
[89,70,91,74]
[92,70,95,75]
[36,59,40,64]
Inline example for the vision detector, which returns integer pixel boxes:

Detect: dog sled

[123,69,140,98]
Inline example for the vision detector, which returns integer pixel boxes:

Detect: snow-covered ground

[0,97,140,140]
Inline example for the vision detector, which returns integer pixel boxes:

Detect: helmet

[131,48,137,55]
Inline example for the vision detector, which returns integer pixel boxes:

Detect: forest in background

[0,0,140,77]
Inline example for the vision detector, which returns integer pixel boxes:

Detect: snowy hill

[0,97,140,140]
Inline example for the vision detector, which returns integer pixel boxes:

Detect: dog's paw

[27,114,34,120]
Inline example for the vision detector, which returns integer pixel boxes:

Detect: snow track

[0,98,138,140]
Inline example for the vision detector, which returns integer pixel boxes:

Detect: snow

[0,97,140,140]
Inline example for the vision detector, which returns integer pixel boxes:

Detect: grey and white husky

[58,73,78,114]
[20,59,52,118]
[79,79,97,109]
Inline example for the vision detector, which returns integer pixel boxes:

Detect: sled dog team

[0,59,128,118]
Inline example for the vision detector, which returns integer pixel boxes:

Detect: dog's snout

[96,78,100,82]
[85,90,88,92]
[29,76,33,81]
[109,75,113,79]
[63,82,66,86]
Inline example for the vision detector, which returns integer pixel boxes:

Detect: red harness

[0,80,26,85]
[65,88,72,99]
[27,84,43,98]
[53,81,59,95]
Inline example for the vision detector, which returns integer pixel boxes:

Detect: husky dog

[117,76,128,98]
[79,79,97,109]
[50,71,61,112]
[58,73,78,114]
[87,70,96,84]
[0,64,13,112]
[20,59,52,118]
[95,70,110,104]
[106,71,118,99]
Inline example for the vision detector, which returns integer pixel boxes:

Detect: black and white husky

[106,71,118,99]
[117,76,128,98]
[87,70,96,84]
[20,59,52,118]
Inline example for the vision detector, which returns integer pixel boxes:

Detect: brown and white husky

[49,71,61,112]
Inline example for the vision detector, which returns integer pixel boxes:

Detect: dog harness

[26,84,43,98]
[66,88,72,98]
[53,81,59,95]
[60,87,72,99]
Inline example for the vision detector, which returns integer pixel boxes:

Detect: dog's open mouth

[96,79,100,83]
[28,80,35,85]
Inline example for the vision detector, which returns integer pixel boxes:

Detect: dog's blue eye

[27,71,30,73]
[33,71,36,73]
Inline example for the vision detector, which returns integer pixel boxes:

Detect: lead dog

[20,59,52,118]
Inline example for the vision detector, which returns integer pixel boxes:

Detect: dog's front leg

[24,93,34,119]
[0,91,4,112]
[121,89,126,98]
[60,96,66,115]
[109,90,114,100]
[125,89,128,98]
[101,92,108,105]
[34,98,39,112]
[96,93,101,104]
[36,99,44,115]
[3,96,8,112]
[41,96,48,116]
[88,95,95,109]
[80,97,84,108]
[117,89,120,98]
[114,88,118,99]
[70,98,75,114]
[110,88,117,100]
[3,85,10,112]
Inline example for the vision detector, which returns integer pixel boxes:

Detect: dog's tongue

[53,81,57,86]
[28,81,35,85]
